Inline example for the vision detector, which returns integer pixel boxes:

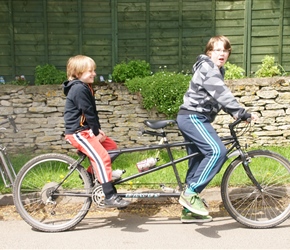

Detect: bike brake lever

[8,116,18,133]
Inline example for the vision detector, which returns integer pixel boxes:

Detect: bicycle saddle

[143,119,177,129]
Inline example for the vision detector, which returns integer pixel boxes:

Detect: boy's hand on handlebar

[250,113,259,122]
[245,113,258,123]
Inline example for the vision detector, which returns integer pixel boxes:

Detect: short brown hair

[66,55,96,80]
[204,35,232,57]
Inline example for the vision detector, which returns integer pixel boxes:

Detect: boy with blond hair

[63,55,129,208]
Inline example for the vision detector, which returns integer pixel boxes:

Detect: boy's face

[209,41,229,68]
[78,68,96,84]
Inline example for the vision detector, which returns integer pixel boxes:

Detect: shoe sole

[181,217,213,223]
[179,197,209,216]
[104,203,129,208]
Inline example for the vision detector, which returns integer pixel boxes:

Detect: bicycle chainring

[91,184,105,207]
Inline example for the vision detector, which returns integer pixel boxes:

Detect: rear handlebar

[0,116,18,133]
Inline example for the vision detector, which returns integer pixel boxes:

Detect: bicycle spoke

[13,154,92,232]
[222,150,290,228]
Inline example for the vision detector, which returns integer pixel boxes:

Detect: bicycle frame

[111,136,239,198]
[0,116,18,187]
[61,119,253,200]
[51,117,263,203]
[111,141,198,196]
[0,145,17,187]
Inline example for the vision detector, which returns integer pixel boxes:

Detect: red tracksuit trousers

[65,129,117,184]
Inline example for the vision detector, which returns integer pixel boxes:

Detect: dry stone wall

[1,76,290,154]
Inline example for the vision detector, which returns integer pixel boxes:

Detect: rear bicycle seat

[144,119,176,129]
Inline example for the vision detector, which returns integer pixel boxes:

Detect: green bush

[224,62,246,80]
[34,64,67,85]
[112,60,151,82]
[7,79,30,86]
[125,71,191,118]
[254,55,285,77]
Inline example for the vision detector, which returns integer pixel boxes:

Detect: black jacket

[63,79,101,135]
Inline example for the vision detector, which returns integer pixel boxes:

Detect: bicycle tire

[221,150,290,228]
[13,153,92,232]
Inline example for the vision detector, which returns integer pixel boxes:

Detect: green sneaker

[181,208,212,223]
[179,191,209,216]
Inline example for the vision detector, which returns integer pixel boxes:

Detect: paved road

[1,214,290,249]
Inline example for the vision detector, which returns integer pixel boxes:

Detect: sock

[184,187,196,196]
[102,182,116,199]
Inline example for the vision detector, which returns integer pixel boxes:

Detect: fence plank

[0,0,289,83]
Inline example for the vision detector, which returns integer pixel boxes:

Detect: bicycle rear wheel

[13,153,92,232]
[221,150,290,228]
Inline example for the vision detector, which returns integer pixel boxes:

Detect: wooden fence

[0,0,289,83]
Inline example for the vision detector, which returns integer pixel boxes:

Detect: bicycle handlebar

[0,116,18,133]
[9,116,18,133]
[228,118,251,137]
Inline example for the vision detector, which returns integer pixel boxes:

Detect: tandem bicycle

[13,118,290,232]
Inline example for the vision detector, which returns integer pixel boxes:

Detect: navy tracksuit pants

[177,113,228,193]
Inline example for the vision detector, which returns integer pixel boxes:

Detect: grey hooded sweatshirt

[178,54,250,122]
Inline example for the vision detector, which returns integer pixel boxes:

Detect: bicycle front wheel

[221,150,290,228]
[13,153,92,232]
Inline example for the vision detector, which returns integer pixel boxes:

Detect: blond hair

[204,35,232,57]
[66,55,96,80]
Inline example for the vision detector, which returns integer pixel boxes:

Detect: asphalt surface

[1,188,290,249]
[1,214,290,249]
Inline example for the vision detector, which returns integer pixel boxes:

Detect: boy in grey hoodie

[177,36,257,223]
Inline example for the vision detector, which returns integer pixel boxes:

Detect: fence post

[278,0,285,66]
[111,0,118,68]
[244,0,252,76]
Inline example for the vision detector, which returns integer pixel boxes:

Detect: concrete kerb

[0,193,13,206]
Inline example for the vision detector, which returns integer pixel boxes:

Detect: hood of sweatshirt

[62,79,81,96]
[193,54,208,72]
[193,54,225,77]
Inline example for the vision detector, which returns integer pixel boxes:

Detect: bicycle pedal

[202,198,209,208]
[117,206,128,210]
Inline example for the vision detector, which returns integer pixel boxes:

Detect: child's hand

[97,129,107,142]
[251,113,259,122]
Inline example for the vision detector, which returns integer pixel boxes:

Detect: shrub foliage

[125,71,191,118]
[34,64,67,85]
[224,62,245,80]
[254,55,285,77]
[112,60,151,82]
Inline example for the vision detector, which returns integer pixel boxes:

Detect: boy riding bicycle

[177,35,257,223]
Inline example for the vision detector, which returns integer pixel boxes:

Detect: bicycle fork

[240,151,264,192]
